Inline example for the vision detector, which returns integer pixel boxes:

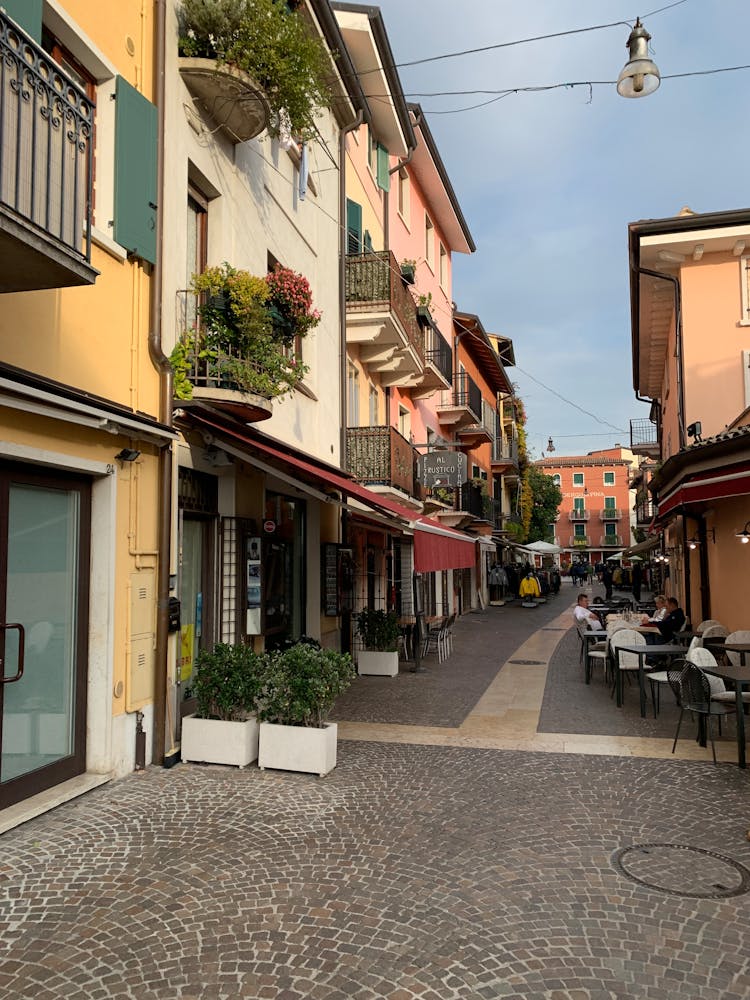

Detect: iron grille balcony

[630,417,659,454]
[0,10,97,291]
[423,321,452,385]
[569,534,590,547]
[452,371,482,421]
[460,481,493,521]
[568,508,590,521]
[346,425,417,497]
[492,434,518,466]
[344,250,424,362]
[599,507,622,520]
[636,499,655,524]
[599,535,623,547]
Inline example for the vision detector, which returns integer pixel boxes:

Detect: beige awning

[625,535,662,556]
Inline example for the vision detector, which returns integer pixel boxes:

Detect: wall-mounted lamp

[687,536,699,550]
[736,521,750,544]
[617,18,661,99]
[686,421,702,442]
[115,448,141,463]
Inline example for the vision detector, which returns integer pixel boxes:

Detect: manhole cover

[507,659,545,665]
[613,843,750,899]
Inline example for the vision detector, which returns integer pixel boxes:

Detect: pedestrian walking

[631,561,642,603]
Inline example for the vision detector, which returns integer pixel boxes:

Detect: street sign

[418,452,467,488]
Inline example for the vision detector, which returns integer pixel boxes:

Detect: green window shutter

[3,0,42,40]
[114,76,157,265]
[346,198,362,255]
[363,230,373,253]
[376,143,390,192]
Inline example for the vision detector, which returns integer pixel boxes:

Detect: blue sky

[369,0,750,458]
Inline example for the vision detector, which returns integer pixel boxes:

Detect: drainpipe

[636,267,686,450]
[148,0,173,767]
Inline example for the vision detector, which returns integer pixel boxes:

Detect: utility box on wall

[126,570,156,711]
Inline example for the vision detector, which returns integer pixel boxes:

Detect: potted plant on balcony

[181,642,264,767]
[170,263,317,401]
[415,292,433,323]
[177,0,333,140]
[355,608,400,677]
[400,259,417,285]
[256,640,355,776]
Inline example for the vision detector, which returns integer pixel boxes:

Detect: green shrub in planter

[256,643,355,728]
[356,608,400,652]
[193,642,266,721]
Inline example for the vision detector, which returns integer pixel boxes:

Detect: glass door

[0,465,90,808]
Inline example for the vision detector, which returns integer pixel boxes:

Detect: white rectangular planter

[357,650,399,677]
[258,721,337,776]
[181,715,259,768]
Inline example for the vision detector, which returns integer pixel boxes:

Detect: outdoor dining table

[702,646,750,769]
[614,642,686,718]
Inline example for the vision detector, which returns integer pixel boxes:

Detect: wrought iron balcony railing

[344,250,424,362]
[346,425,418,497]
[492,434,518,466]
[599,535,623,547]
[0,10,94,274]
[460,481,494,521]
[452,370,482,421]
[568,508,590,521]
[423,322,452,385]
[630,417,659,452]
[635,499,655,524]
[569,535,590,547]
[599,507,622,520]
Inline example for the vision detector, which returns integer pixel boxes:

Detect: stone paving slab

[1,745,749,999]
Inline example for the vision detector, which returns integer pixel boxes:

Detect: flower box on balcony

[178,58,270,143]
[400,262,416,285]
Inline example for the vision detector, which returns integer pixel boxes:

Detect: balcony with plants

[599,506,622,520]
[569,534,590,548]
[0,8,97,292]
[568,508,590,521]
[344,250,425,387]
[176,0,332,144]
[171,262,320,421]
[599,534,623,547]
[346,425,421,507]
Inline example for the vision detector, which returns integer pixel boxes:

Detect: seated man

[654,597,686,643]
[574,593,604,631]
[640,594,667,626]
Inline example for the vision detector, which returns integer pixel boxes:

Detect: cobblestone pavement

[1,746,750,999]
[2,585,750,999]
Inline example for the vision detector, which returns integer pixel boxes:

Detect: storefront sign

[418,452,467,489]
[263,520,276,533]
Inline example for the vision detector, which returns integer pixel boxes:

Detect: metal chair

[668,659,736,764]
[422,617,447,663]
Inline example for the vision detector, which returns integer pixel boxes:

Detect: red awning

[657,464,750,518]
[180,413,478,570]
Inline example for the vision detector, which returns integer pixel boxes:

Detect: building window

[604,496,617,514]
[425,214,434,268]
[368,383,378,425]
[574,522,586,537]
[439,243,447,286]
[552,474,561,486]
[397,168,409,223]
[347,363,359,426]
[741,256,750,325]
[346,198,363,254]
[573,497,585,512]
[604,471,615,485]
[185,185,208,329]
[398,406,411,440]
[573,473,584,486]
[604,522,617,538]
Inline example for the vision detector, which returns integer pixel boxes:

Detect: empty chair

[422,617,447,663]
[696,619,724,635]
[686,646,750,710]
[701,624,729,640]
[442,614,456,658]
[724,630,750,667]
[647,637,703,715]
[667,660,736,765]
[610,627,649,706]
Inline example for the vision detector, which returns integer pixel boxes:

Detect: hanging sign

[263,520,276,533]
[418,452,467,489]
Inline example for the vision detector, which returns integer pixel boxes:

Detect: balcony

[491,432,519,473]
[412,319,452,398]
[457,402,495,448]
[178,58,270,144]
[173,290,273,422]
[346,425,421,507]
[599,535,623,548]
[568,508,590,521]
[635,499,655,526]
[437,371,481,431]
[569,535,590,548]
[630,417,659,457]
[0,11,98,291]
[599,507,622,520]
[344,251,425,387]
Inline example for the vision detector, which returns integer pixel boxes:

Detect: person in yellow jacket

[519,571,541,599]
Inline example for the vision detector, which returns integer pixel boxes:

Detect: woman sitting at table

[654,597,685,643]
[640,594,667,626]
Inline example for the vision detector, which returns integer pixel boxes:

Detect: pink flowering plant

[170,262,317,401]
[265,264,322,345]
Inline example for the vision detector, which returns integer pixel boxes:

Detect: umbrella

[629,554,643,562]
[525,540,562,554]
[608,552,624,561]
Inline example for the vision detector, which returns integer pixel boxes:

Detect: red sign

[263,520,276,533]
